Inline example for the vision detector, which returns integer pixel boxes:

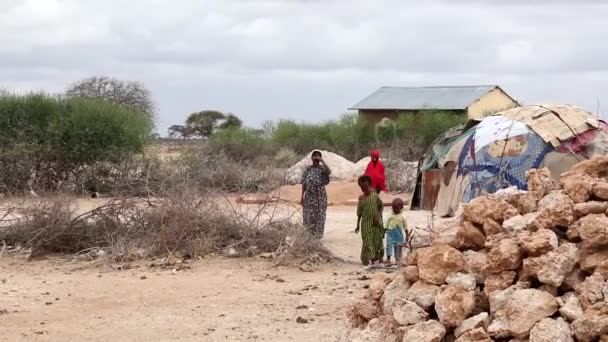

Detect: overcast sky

[2,0,608,135]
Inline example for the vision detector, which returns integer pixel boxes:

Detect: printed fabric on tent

[458,122,553,202]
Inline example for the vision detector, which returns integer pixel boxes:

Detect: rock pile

[353,157,418,192]
[342,156,608,342]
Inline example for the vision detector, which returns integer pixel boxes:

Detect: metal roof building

[350,85,519,121]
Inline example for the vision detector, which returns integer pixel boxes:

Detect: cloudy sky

[2,0,608,134]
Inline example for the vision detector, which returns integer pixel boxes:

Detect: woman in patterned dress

[301,151,331,238]
[355,175,384,266]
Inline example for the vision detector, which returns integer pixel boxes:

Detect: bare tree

[66,76,156,119]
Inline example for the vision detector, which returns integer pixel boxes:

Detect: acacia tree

[219,114,243,130]
[66,76,156,121]
[185,110,225,138]
[167,125,196,140]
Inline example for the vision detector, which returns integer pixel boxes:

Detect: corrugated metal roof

[349,85,500,110]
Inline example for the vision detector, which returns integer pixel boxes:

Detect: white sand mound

[285,150,355,185]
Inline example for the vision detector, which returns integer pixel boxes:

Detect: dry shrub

[0,191,331,265]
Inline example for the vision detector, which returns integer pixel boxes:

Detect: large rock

[492,288,559,339]
[491,186,527,207]
[463,196,519,225]
[368,274,393,300]
[574,201,608,218]
[434,219,465,248]
[455,328,492,342]
[463,250,487,284]
[518,192,539,214]
[576,214,608,251]
[354,316,399,342]
[562,178,594,203]
[482,219,504,236]
[534,190,575,229]
[462,221,486,250]
[522,242,579,287]
[347,298,381,328]
[446,272,477,291]
[580,250,608,273]
[485,237,523,274]
[484,271,517,296]
[529,317,574,342]
[392,300,429,326]
[563,267,586,291]
[405,280,440,311]
[403,266,419,283]
[435,285,476,328]
[560,292,584,322]
[593,182,608,200]
[574,271,605,309]
[572,302,608,342]
[527,168,555,198]
[517,229,558,257]
[402,320,446,342]
[417,244,465,285]
[503,213,537,234]
[381,273,411,315]
[454,312,490,338]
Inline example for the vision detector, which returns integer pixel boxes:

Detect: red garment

[365,151,387,191]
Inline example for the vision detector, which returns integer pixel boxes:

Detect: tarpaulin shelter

[410,104,608,216]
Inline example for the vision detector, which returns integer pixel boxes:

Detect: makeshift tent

[410,104,608,216]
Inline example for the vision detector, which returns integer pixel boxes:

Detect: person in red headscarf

[364,150,387,193]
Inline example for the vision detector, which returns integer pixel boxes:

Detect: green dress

[357,192,384,265]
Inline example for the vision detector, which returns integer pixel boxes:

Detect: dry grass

[0,191,331,266]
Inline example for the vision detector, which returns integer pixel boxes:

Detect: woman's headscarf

[371,150,380,158]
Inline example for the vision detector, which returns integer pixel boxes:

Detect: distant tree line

[168,111,243,140]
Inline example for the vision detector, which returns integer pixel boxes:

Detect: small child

[384,198,406,263]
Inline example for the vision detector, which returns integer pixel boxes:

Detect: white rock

[393,300,429,326]
[455,312,490,338]
[402,320,446,342]
[529,317,573,342]
[446,272,477,291]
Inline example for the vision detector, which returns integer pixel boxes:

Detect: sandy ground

[0,201,432,342]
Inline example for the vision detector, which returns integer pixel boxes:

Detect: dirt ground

[0,202,432,342]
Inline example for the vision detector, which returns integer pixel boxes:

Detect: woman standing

[355,175,384,266]
[364,150,387,194]
[301,151,331,238]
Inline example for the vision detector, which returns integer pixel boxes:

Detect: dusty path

[0,203,432,341]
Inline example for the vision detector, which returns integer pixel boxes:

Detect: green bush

[209,127,274,162]
[0,92,154,192]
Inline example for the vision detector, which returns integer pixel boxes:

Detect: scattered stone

[562,178,594,204]
[463,196,519,225]
[593,182,608,200]
[368,274,392,300]
[577,214,608,251]
[462,221,486,250]
[571,302,608,341]
[503,213,536,233]
[559,292,584,322]
[484,271,517,296]
[435,285,475,328]
[482,219,503,236]
[574,271,605,310]
[392,300,429,326]
[405,280,440,311]
[454,312,490,338]
[356,316,400,342]
[529,317,573,342]
[403,266,419,283]
[296,317,308,324]
[455,327,492,342]
[347,298,380,328]
[434,219,465,249]
[574,201,608,218]
[417,244,465,285]
[446,273,477,291]
[402,320,446,342]
[492,288,559,339]
[580,250,608,273]
[381,274,410,315]
[518,192,539,214]
[517,229,558,257]
[485,237,523,274]
[527,168,556,199]
[522,242,579,287]
[534,190,575,229]
[140,275,147,280]
[463,250,487,284]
